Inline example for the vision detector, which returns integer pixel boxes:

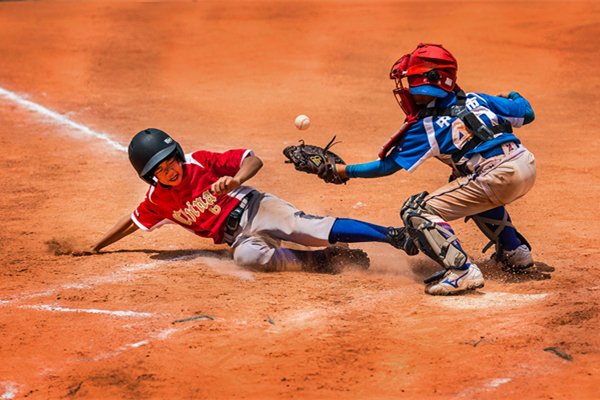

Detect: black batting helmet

[128,128,185,185]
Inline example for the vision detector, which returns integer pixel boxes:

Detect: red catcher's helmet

[390,43,458,99]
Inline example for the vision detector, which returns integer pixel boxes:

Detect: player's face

[154,156,183,186]
[413,94,436,105]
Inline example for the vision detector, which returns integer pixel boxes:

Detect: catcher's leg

[467,206,533,270]
[401,192,484,296]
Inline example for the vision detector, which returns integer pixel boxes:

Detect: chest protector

[379,88,513,164]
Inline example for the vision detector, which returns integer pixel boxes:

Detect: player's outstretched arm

[211,155,263,195]
[72,214,139,256]
[336,157,403,180]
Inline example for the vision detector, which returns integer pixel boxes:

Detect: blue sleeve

[345,157,403,179]
[476,92,534,127]
[509,92,535,124]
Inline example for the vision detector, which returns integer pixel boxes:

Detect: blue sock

[328,218,388,244]
[477,207,521,251]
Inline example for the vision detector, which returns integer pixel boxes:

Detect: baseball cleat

[312,246,370,274]
[501,244,534,270]
[424,263,484,296]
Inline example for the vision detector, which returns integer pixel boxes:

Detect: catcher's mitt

[283,136,349,185]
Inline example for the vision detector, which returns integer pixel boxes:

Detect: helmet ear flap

[142,174,158,187]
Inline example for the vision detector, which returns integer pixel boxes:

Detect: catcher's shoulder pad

[378,117,418,160]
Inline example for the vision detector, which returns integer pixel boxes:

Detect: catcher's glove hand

[283,136,349,185]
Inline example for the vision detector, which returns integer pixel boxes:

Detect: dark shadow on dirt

[405,256,554,284]
[479,259,554,283]
[408,258,445,283]
[148,249,232,261]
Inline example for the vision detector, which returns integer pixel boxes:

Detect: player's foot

[311,246,370,274]
[424,264,484,296]
[501,244,534,270]
[386,227,419,256]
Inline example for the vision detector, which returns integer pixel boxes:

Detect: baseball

[294,115,310,130]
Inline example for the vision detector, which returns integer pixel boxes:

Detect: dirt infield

[1,1,599,399]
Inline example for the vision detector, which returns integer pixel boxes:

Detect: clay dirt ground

[1,1,600,399]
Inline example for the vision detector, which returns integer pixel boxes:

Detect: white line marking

[0,262,164,305]
[24,305,154,318]
[127,341,149,348]
[0,86,127,152]
[92,327,185,362]
[487,378,511,388]
[0,256,253,306]
[0,382,18,399]
[432,292,547,309]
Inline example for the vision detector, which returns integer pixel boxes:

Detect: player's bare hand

[71,244,98,256]
[495,91,512,99]
[211,176,240,195]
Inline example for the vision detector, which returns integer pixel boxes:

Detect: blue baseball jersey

[388,91,532,174]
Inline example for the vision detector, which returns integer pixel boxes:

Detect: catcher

[283,43,537,295]
[73,128,417,273]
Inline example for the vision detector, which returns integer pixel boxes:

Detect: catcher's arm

[336,164,348,180]
[338,157,403,179]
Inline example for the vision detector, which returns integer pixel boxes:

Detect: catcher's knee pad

[400,191,468,270]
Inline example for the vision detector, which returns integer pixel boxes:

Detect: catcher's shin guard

[465,209,532,255]
[465,208,532,270]
[400,192,468,270]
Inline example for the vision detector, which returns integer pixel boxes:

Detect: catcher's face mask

[390,54,419,117]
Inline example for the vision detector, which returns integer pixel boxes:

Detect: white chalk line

[0,261,166,305]
[432,292,548,310]
[23,304,155,318]
[0,382,19,400]
[84,327,183,364]
[0,252,254,307]
[20,325,189,400]
[0,86,127,152]
[487,378,511,388]
[458,377,513,398]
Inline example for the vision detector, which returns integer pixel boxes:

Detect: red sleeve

[190,149,253,178]
[131,192,170,231]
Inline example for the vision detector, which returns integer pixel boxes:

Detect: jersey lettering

[192,197,208,213]
[172,190,222,225]
[203,191,217,205]
[466,97,479,111]
[173,210,194,225]
[437,116,452,128]
[184,201,200,221]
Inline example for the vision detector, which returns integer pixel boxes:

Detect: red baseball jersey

[131,149,256,244]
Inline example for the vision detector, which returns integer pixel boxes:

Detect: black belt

[224,191,255,236]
